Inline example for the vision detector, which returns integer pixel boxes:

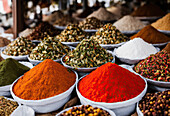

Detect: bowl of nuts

[56,105,116,116]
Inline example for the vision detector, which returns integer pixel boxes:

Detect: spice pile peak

[13,59,76,100]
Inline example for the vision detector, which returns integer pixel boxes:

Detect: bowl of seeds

[61,38,115,73]
[90,23,129,49]
[55,24,88,47]
[28,37,71,65]
[1,37,36,60]
[133,50,170,88]
[0,96,20,116]
[137,90,170,116]
[56,105,116,116]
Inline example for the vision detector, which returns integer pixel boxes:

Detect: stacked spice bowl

[10,59,78,113]
[132,50,170,91]
[114,38,159,64]
[61,38,115,73]
[76,63,147,115]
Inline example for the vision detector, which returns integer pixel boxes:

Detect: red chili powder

[78,63,145,103]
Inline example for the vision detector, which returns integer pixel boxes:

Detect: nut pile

[78,17,103,30]
[91,23,129,44]
[63,38,113,68]
[54,15,78,26]
[3,37,36,56]
[56,24,88,42]
[139,90,170,116]
[59,105,111,116]
[26,22,60,40]
[134,50,170,82]
[29,37,70,61]
[0,96,19,116]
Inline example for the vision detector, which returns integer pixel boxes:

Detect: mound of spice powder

[139,90,170,115]
[0,58,30,86]
[131,25,170,44]
[56,24,87,42]
[91,23,129,44]
[134,50,170,82]
[78,63,145,103]
[54,15,78,26]
[13,59,76,100]
[152,13,170,31]
[131,3,165,17]
[163,43,170,53]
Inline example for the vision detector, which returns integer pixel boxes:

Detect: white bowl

[76,65,147,116]
[136,103,143,116]
[158,30,170,35]
[131,66,170,88]
[10,71,78,113]
[114,47,160,64]
[1,47,28,60]
[100,42,126,49]
[0,62,33,96]
[61,51,115,73]
[11,105,35,116]
[56,105,116,116]
[61,41,80,47]
[28,56,61,65]
[54,25,66,30]
[84,29,97,33]
[152,42,169,47]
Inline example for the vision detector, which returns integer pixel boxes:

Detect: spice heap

[131,3,165,17]
[131,25,170,44]
[54,15,78,26]
[43,10,64,24]
[56,24,87,42]
[113,15,146,31]
[163,43,170,53]
[152,13,170,31]
[0,96,19,116]
[63,39,113,68]
[0,37,10,47]
[0,58,30,86]
[116,38,157,59]
[87,7,117,21]
[29,37,70,61]
[134,50,170,82]
[13,59,76,100]
[19,28,34,37]
[139,90,170,116]
[79,63,145,102]
[77,8,93,18]
[91,23,129,44]
[78,17,103,30]
[3,37,35,56]
[26,22,60,40]
[59,105,111,116]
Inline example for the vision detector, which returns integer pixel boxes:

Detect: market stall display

[11,59,78,113]
[62,38,114,71]
[134,50,170,88]
[0,96,19,116]
[57,105,114,116]
[87,7,117,21]
[77,63,147,115]
[78,17,103,31]
[26,22,60,41]
[138,90,170,116]
[115,38,158,64]
[91,23,129,49]
[113,15,146,34]
[28,36,70,63]
[131,25,170,45]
